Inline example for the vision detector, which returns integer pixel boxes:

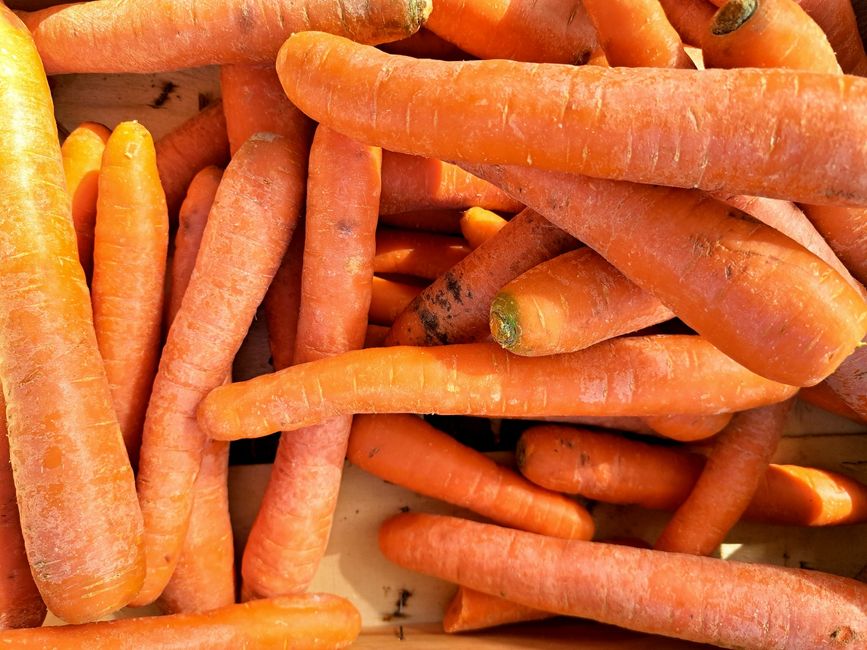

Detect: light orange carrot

[374,229,471,279]
[657,0,716,45]
[378,27,469,59]
[459,207,508,249]
[369,276,423,326]
[379,209,464,234]
[643,412,734,441]
[264,225,306,372]
[443,587,553,633]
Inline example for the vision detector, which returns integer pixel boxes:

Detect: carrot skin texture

[134,133,305,606]
[460,207,508,248]
[0,594,361,649]
[374,229,471,279]
[0,6,145,623]
[443,587,552,633]
[348,414,594,539]
[643,411,733,441]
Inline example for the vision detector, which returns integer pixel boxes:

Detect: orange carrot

[490,248,674,356]
[369,276,423,326]
[657,0,716,45]
[0,6,144,623]
[538,415,657,436]
[459,207,508,249]
[348,414,594,539]
[642,412,734,441]
[379,208,464,234]
[91,121,168,465]
[19,0,432,74]
[0,594,361,649]
[386,208,575,346]
[264,226,306,372]
[278,32,867,206]
[821,344,867,420]
[443,587,552,633]
[155,102,229,217]
[61,121,110,279]
[800,204,867,286]
[379,513,867,648]
[242,126,381,600]
[374,229,471,280]
[197,336,798,441]
[134,133,305,606]
[799,382,866,423]
[379,27,469,59]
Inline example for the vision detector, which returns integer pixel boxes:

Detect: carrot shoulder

[459,207,508,248]
[443,587,552,633]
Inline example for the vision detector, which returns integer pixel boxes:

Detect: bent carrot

[348,414,594,539]
[0,594,361,649]
[379,28,469,59]
[197,336,798,441]
[443,587,552,633]
[379,513,867,648]
[278,32,867,206]
[642,412,733,441]
[459,207,508,249]
[369,276,423,326]
[0,6,144,623]
[657,0,715,45]
[379,208,463,234]
[374,229,471,280]
[264,226,306,372]
[61,121,110,279]
[799,382,866,423]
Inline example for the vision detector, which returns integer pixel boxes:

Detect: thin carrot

[657,0,716,45]
[0,6,144,623]
[821,344,867,420]
[91,121,168,465]
[642,412,733,441]
[443,587,552,633]
[347,414,594,539]
[369,276,423,326]
[459,207,508,249]
[278,32,867,206]
[379,28,469,59]
[19,0,432,74]
[197,336,798,441]
[374,229,471,280]
[133,132,305,606]
[0,594,361,649]
[264,226,306,372]
[380,152,522,215]
[379,208,464,234]
[386,208,575,346]
[379,513,867,648]
[61,121,110,279]
[800,381,866,423]
[490,247,674,356]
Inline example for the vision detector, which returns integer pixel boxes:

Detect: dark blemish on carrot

[724,264,733,280]
[399,505,410,513]
[444,272,463,304]
[575,48,592,65]
[559,437,575,449]
[150,81,177,109]
[198,92,214,110]
[368,447,380,459]
[419,308,450,345]
[830,627,855,642]
[580,451,590,466]
[336,221,355,236]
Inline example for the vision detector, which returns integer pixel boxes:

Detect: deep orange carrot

[369,275,423,326]
[642,412,734,441]
[348,414,594,539]
[443,587,552,633]
[379,513,867,648]
[799,382,866,423]
[459,207,508,249]
[134,133,305,606]
[657,0,716,45]
[490,248,675,356]
[0,594,361,649]
[92,121,168,465]
[19,0,432,74]
[374,229,471,280]
[0,6,144,623]
[198,336,798,441]
[278,32,867,206]
[264,225,306,372]
[821,344,867,420]
[379,27,469,59]
[800,204,867,286]
[386,208,575,346]
[61,121,110,279]
[538,415,657,436]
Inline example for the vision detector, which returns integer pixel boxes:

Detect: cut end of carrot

[490,293,521,351]
[409,0,434,30]
[711,0,757,36]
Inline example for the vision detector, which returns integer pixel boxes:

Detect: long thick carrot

[379,208,463,234]
[92,121,168,465]
[821,344,867,420]
[0,6,144,623]
[0,594,361,649]
[197,336,797,441]
[459,207,508,249]
[134,133,305,606]
[278,32,867,206]
[379,513,867,648]
[374,229,470,280]
[61,121,110,279]
[386,208,575,346]
[642,412,733,441]
[369,276,423,326]
[348,414,594,539]
[657,0,715,45]
[800,382,866,423]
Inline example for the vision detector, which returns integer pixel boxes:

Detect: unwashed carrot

[443,587,553,633]
[0,594,361,649]
[379,28,469,59]
[0,6,144,623]
[134,133,305,606]
[369,276,423,326]
[348,414,594,539]
[374,229,470,279]
[92,121,168,465]
[379,513,867,648]
[821,344,867,420]
[19,0,432,74]
[61,121,110,279]
[459,207,508,249]
[197,336,798,441]
[264,226,306,372]
[657,0,715,45]
[277,32,867,206]
[642,412,733,441]
[799,382,866,423]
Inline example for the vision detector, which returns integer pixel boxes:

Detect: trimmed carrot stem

[459,207,508,249]
[374,229,470,279]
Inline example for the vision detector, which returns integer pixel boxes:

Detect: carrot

[374,229,471,280]
[348,414,594,539]
[642,412,733,441]
[800,204,867,286]
[277,32,867,207]
[801,378,867,423]
[379,208,464,234]
[657,0,716,45]
[369,276,423,326]
[459,207,508,249]
[197,336,798,441]
[582,0,694,68]
[821,344,867,420]
[423,0,597,63]
[0,594,361,649]
[264,226,306,372]
[0,6,144,623]
[19,0,432,74]
[538,415,657,436]
[242,126,380,600]
[379,512,867,648]
[443,587,552,633]
[490,248,674,356]
[380,152,522,215]
[61,121,110,279]
[379,27,469,59]
[364,324,391,348]
[386,208,575,346]
[519,423,867,526]
[133,132,305,606]
[155,102,229,217]
[91,121,168,465]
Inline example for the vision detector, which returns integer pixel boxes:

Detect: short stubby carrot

[61,121,110,279]
[657,0,715,45]
[348,414,595,539]
[378,513,867,648]
[134,133,305,606]
[379,208,463,233]
[92,121,169,465]
[374,229,471,280]
[0,6,144,624]
[0,594,361,650]
[197,336,798,441]
[459,207,508,248]
[264,225,306,372]
[369,276,423,326]
[642,412,734,441]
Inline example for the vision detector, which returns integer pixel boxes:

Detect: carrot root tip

[490,294,521,350]
[711,0,757,35]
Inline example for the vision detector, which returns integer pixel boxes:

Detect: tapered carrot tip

[489,293,520,350]
[712,0,757,35]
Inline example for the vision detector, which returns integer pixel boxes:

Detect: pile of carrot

[0,0,866,647]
